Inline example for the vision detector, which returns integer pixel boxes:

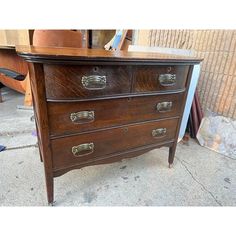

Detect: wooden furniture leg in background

[24,74,32,106]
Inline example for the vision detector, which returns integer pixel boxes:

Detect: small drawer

[48,93,184,136]
[43,65,132,99]
[134,65,189,93]
[51,118,179,170]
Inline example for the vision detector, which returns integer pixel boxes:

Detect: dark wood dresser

[16,46,202,205]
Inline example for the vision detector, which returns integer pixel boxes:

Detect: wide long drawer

[48,93,184,136]
[51,118,179,170]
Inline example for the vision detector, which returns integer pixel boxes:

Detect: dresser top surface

[16,45,203,64]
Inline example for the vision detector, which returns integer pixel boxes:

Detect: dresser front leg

[45,172,54,206]
[168,143,177,168]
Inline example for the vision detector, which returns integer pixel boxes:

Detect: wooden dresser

[16,46,202,205]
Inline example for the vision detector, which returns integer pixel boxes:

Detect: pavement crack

[4,144,37,151]
[176,156,222,206]
[0,130,34,136]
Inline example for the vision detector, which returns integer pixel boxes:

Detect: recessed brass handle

[82,75,106,90]
[72,143,94,157]
[158,74,176,86]
[152,128,167,138]
[156,102,172,112]
[70,111,95,124]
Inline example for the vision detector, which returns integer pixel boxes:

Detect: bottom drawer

[51,118,179,170]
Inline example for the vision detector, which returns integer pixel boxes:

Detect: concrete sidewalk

[0,87,235,206]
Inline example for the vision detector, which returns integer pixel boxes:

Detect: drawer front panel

[51,118,179,170]
[134,65,189,92]
[48,93,184,136]
[44,65,132,99]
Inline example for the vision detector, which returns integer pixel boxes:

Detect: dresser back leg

[168,142,177,167]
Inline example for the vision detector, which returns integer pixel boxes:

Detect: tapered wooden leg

[168,143,177,168]
[38,146,43,162]
[24,74,33,106]
[45,171,54,206]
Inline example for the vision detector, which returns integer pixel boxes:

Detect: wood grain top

[16,45,203,64]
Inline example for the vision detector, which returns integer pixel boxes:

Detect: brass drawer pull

[156,102,172,112]
[158,74,176,86]
[81,75,106,90]
[152,128,167,138]
[70,111,95,124]
[72,143,94,157]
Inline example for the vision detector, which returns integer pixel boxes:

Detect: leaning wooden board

[16,45,202,205]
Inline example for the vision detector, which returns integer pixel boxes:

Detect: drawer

[48,93,184,136]
[51,118,179,170]
[44,65,132,99]
[134,65,189,93]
